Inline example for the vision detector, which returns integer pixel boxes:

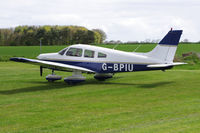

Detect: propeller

[40,66,43,76]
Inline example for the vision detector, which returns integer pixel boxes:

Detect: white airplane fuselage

[37,44,168,73]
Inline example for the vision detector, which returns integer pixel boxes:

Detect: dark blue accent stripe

[159,30,183,45]
[10,57,173,73]
[45,60,173,73]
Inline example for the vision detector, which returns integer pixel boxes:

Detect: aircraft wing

[10,57,94,73]
[147,62,187,68]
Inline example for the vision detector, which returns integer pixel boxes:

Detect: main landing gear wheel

[64,71,86,85]
[94,73,113,81]
[46,70,62,82]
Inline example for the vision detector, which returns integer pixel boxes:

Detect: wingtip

[10,57,18,61]
[10,57,27,62]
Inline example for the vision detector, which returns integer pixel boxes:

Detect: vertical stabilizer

[147,30,182,63]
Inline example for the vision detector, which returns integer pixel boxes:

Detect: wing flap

[10,57,94,73]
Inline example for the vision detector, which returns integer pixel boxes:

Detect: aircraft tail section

[147,30,183,63]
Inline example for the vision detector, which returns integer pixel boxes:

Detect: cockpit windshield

[58,48,68,55]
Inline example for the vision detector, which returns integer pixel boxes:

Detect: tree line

[0,25,106,46]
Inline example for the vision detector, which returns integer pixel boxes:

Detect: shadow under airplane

[0,78,173,95]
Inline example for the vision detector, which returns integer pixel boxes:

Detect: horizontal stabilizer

[147,62,187,68]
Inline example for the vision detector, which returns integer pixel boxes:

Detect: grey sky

[0,0,199,42]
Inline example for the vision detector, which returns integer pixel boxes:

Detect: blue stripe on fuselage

[43,60,173,73]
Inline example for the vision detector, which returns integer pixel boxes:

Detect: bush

[0,56,12,62]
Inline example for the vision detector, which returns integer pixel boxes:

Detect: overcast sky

[0,0,200,42]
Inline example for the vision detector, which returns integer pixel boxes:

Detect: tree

[182,39,189,43]
[0,25,106,46]
[92,29,107,43]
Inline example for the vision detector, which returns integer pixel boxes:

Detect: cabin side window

[58,48,68,55]
[66,48,83,57]
[98,52,107,58]
[84,49,95,58]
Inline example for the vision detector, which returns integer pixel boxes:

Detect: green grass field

[0,44,200,132]
[1,44,200,60]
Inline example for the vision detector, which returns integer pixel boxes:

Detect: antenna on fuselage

[133,43,142,52]
[112,43,119,50]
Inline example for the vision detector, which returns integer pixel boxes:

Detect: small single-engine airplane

[10,29,186,84]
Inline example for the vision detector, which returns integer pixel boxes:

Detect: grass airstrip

[0,44,200,132]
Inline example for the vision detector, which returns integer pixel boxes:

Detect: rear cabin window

[98,52,107,58]
[84,50,95,58]
[58,48,68,55]
[66,48,82,57]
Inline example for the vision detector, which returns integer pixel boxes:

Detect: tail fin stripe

[159,30,182,45]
